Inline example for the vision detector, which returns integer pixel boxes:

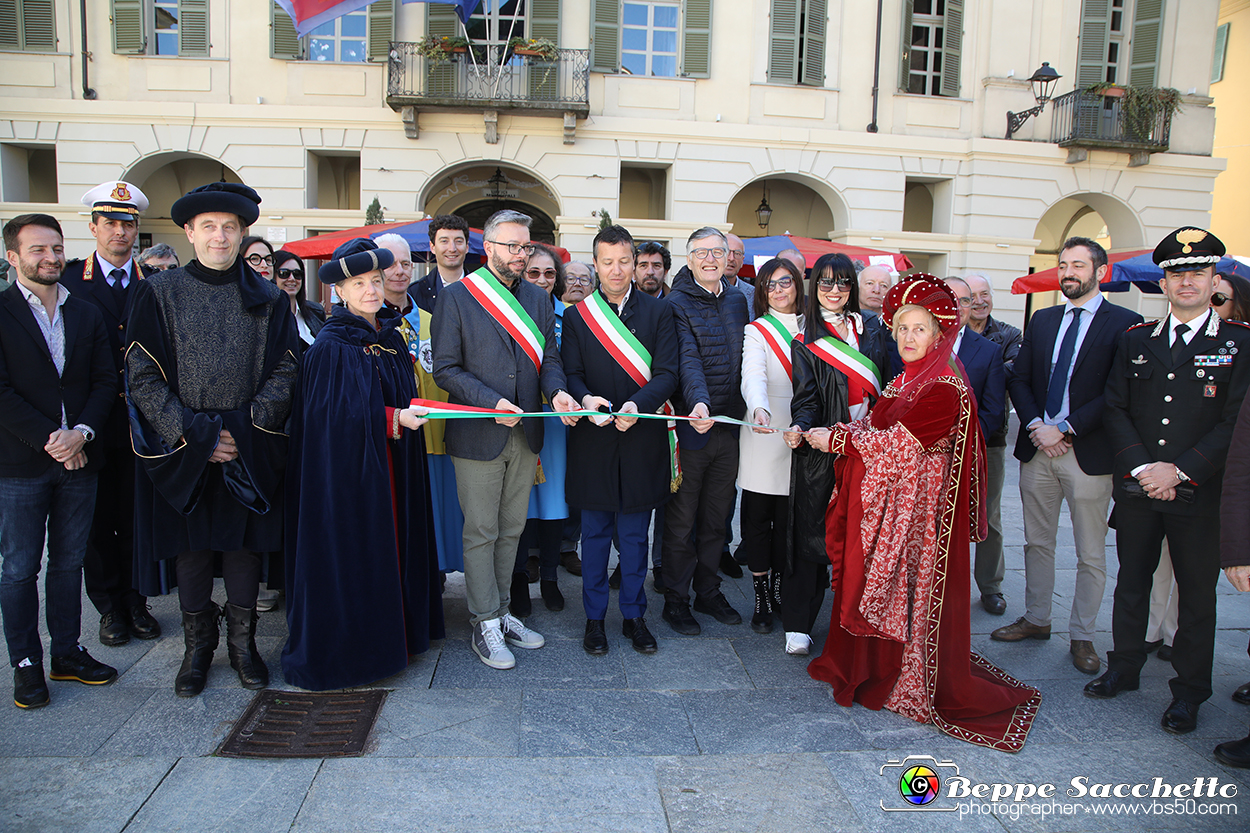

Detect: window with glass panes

[1104,0,1127,83]
[907,0,944,95]
[310,9,368,62]
[621,1,679,77]
[466,0,528,46]
[154,0,179,55]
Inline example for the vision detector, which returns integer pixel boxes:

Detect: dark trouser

[723,487,737,554]
[514,518,562,582]
[973,444,1006,596]
[781,558,829,635]
[650,504,664,571]
[563,510,581,551]
[0,467,97,666]
[175,549,261,614]
[583,509,650,620]
[662,428,739,605]
[739,490,788,574]
[83,449,144,616]
[1107,499,1220,704]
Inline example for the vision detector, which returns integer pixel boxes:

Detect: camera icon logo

[879,755,959,812]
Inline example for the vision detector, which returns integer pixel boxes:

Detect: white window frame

[621,0,680,78]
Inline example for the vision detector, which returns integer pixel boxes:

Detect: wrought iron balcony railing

[1049,88,1172,153]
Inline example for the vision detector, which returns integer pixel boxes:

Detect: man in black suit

[413,214,470,313]
[995,237,1143,677]
[59,181,161,648]
[1086,227,1250,736]
[945,277,1007,613]
[0,214,119,708]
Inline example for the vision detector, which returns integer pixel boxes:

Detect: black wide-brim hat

[1153,226,1226,272]
[171,182,262,228]
[319,238,395,284]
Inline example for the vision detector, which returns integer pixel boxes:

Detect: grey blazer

[431,272,566,460]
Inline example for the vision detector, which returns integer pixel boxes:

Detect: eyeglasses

[487,240,536,256]
[277,268,304,280]
[765,277,794,291]
[689,247,727,260]
[245,253,274,268]
[525,268,557,281]
[955,297,973,307]
[817,277,854,290]
[1212,292,1231,306]
[566,274,593,286]
[728,250,745,260]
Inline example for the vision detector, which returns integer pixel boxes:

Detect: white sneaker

[472,618,516,669]
[785,632,812,656]
[500,613,545,649]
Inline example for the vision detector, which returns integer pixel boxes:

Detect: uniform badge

[1131,355,1147,365]
[1204,384,1217,398]
[110,183,132,202]
[1197,369,1206,378]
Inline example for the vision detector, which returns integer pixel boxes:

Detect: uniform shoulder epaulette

[1127,320,1158,330]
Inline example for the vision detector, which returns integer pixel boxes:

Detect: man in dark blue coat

[660,227,750,635]
[562,225,678,655]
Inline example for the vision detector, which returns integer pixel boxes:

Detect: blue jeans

[583,509,650,620]
[0,466,97,666]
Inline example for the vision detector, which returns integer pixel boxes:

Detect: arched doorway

[421,163,560,244]
[123,153,246,264]
[457,199,557,243]
[727,175,846,240]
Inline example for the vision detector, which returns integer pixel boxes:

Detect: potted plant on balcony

[506,37,559,61]
[416,35,471,63]
[1084,82,1182,143]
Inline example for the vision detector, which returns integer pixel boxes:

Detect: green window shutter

[590,0,619,73]
[939,0,962,96]
[112,0,145,54]
[530,0,560,42]
[800,0,826,86]
[10,0,56,52]
[528,0,561,99]
[768,0,800,83]
[1129,0,1163,88]
[426,1,458,95]
[368,0,393,61]
[178,0,209,57]
[1212,21,1229,84]
[682,0,711,78]
[0,1,18,49]
[271,1,301,60]
[898,0,913,91]
[1076,0,1110,88]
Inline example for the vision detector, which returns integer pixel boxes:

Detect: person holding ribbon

[739,258,805,634]
[805,276,1041,752]
[782,253,889,656]
[282,239,444,691]
[561,225,679,655]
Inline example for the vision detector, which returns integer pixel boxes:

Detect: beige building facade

[0,0,1229,325]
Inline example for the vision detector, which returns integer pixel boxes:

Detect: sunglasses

[1212,292,1230,306]
[525,268,557,280]
[817,277,854,290]
[277,268,304,280]
[765,277,794,291]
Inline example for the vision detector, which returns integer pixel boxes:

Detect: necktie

[109,268,128,306]
[1044,307,1083,419]
[1171,323,1190,365]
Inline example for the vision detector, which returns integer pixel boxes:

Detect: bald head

[965,274,994,330]
[778,248,805,273]
[858,265,892,313]
[724,232,745,281]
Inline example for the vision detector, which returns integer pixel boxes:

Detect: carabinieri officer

[1086,227,1250,737]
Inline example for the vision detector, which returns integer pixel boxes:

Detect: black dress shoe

[1157,643,1173,662]
[622,618,658,653]
[49,647,117,685]
[1161,698,1200,735]
[128,604,161,640]
[719,551,743,579]
[608,565,622,590]
[540,579,564,612]
[509,572,532,618]
[661,600,701,636]
[98,611,130,647]
[1083,670,1139,699]
[1144,638,1164,654]
[693,592,742,625]
[1214,734,1250,768]
[980,594,1006,616]
[583,619,609,655]
[13,663,48,709]
[1232,681,1250,705]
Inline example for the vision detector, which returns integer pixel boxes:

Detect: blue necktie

[1044,307,1082,420]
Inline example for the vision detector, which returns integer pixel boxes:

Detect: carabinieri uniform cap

[171,182,262,228]
[1153,226,1226,272]
[319,238,395,285]
[82,181,149,221]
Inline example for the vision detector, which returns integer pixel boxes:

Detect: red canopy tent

[282,219,571,263]
[1010,250,1150,294]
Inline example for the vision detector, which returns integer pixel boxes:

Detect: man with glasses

[722,232,753,315]
[660,227,750,635]
[414,214,470,313]
[136,243,180,273]
[61,181,162,649]
[634,241,670,298]
[562,262,596,306]
[432,210,581,670]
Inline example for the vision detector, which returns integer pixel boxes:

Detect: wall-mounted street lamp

[755,188,773,229]
[1005,62,1062,139]
[487,167,509,202]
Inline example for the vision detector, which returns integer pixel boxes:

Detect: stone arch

[726,173,850,238]
[121,152,246,263]
[1033,191,1146,257]
[419,161,562,242]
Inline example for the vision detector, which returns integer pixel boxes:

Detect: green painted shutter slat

[1076,0,1110,88]
[179,0,209,57]
[768,0,800,83]
[271,1,301,60]
[530,0,560,42]
[368,0,393,61]
[898,0,913,91]
[19,0,56,51]
[682,0,711,78]
[1212,21,1229,84]
[426,2,458,95]
[939,0,962,96]
[0,1,18,49]
[528,0,561,98]
[800,0,826,86]
[1129,0,1163,88]
[111,0,145,54]
[590,0,619,73]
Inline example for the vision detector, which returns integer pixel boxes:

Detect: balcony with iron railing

[386,43,590,142]
[1049,87,1174,164]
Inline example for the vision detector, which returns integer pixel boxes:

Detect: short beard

[639,276,660,293]
[1060,274,1098,300]
[19,262,62,286]
[491,250,524,283]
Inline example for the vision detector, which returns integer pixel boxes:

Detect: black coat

[561,289,680,513]
[0,283,116,477]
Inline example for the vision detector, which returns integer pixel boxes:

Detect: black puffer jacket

[667,266,750,450]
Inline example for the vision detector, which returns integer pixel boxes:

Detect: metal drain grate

[217,689,388,758]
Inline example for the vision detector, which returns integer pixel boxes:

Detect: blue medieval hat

[318,238,395,284]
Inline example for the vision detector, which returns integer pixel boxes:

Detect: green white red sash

[807,334,882,396]
[461,266,545,373]
[750,314,798,380]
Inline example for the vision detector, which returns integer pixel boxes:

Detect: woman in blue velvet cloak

[282,239,444,691]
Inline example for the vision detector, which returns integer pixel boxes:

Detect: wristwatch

[1057,421,1076,443]
[1175,468,1191,483]
[73,424,95,443]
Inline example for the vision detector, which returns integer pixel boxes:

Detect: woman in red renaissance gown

[804,276,1041,752]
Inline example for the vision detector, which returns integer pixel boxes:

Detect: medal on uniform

[1204,383,1217,397]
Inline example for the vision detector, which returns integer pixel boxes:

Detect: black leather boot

[175,604,220,698]
[225,603,269,690]
[751,573,773,634]
[770,570,783,613]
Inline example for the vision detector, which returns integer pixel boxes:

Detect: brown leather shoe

[1070,640,1100,674]
[990,616,1051,642]
[560,551,582,576]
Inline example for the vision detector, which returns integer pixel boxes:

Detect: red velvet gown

[807,368,1041,752]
